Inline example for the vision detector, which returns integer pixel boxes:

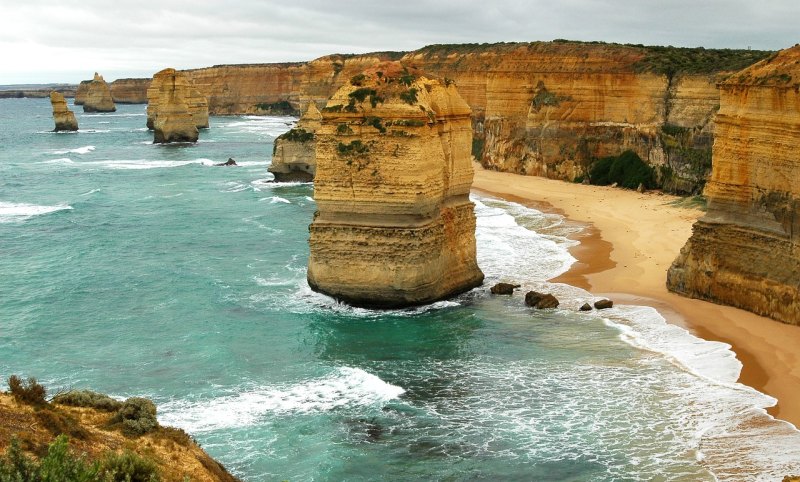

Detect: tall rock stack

[49,91,78,131]
[82,73,116,112]
[148,70,199,144]
[147,68,208,130]
[307,63,484,307]
[668,45,800,325]
[268,102,322,182]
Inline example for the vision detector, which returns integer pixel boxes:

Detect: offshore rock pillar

[49,91,78,131]
[307,64,484,307]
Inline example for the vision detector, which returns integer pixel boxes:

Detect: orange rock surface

[668,45,800,324]
[49,91,78,131]
[308,63,484,307]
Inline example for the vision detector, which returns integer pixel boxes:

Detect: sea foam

[158,367,405,433]
[0,201,72,222]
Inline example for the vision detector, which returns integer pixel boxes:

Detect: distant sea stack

[269,103,321,182]
[147,69,202,144]
[49,91,78,131]
[147,68,208,130]
[307,63,484,307]
[81,72,116,112]
[667,45,800,325]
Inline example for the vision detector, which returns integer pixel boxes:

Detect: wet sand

[472,164,800,427]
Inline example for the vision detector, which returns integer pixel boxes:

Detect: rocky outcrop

[525,291,559,309]
[81,73,116,112]
[147,68,208,130]
[667,45,800,325]
[307,63,484,307]
[490,282,520,295]
[269,103,321,182]
[148,69,200,143]
[49,91,78,131]
[110,78,151,104]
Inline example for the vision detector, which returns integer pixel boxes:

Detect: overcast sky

[2,0,798,84]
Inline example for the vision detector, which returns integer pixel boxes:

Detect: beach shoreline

[471,163,800,428]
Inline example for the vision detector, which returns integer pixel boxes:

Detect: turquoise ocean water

[1,98,799,481]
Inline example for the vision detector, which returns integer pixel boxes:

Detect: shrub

[349,88,377,103]
[399,88,418,105]
[337,140,370,157]
[35,408,90,440]
[350,74,367,86]
[589,150,655,189]
[98,450,160,482]
[110,398,159,437]
[53,390,123,412]
[276,128,314,143]
[363,116,386,133]
[472,138,485,160]
[8,375,47,406]
[253,100,296,115]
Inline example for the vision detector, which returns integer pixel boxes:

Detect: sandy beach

[472,163,800,428]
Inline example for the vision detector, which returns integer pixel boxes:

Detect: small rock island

[81,72,116,112]
[307,62,484,307]
[146,68,209,144]
[49,91,78,131]
[269,102,320,182]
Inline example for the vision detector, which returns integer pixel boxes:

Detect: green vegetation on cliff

[588,150,655,189]
[632,45,772,76]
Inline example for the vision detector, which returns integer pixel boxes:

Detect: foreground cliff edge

[0,377,239,481]
[668,44,800,325]
[308,63,484,307]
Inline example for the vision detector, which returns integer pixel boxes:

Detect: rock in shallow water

[490,282,520,295]
[594,299,613,309]
[525,291,559,309]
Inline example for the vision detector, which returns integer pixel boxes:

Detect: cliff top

[722,43,800,88]
[414,40,772,76]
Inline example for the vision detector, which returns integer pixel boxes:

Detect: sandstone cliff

[110,78,151,103]
[268,102,321,182]
[49,91,78,131]
[668,45,800,325]
[81,72,116,113]
[147,68,208,130]
[308,63,484,307]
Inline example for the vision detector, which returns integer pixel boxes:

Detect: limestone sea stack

[150,76,198,144]
[49,91,78,131]
[269,102,321,182]
[81,72,116,112]
[147,68,208,130]
[667,45,800,325]
[307,63,484,307]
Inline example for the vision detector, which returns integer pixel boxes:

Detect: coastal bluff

[668,45,800,325]
[49,91,78,131]
[80,73,116,112]
[269,102,321,182]
[307,63,484,307]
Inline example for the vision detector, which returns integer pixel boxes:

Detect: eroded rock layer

[81,73,116,112]
[668,45,800,325]
[148,69,200,143]
[268,103,321,182]
[147,68,208,130]
[308,63,484,307]
[110,78,151,103]
[49,91,78,131]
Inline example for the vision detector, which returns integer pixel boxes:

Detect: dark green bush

[8,375,47,406]
[110,398,159,437]
[337,140,370,157]
[363,116,386,133]
[472,138,485,160]
[399,88,418,105]
[98,450,160,482]
[336,123,353,135]
[350,74,367,86]
[0,435,162,482]
[589,150,655,189]
[253,100,296,115]
[53,390,123,412]
[349,88,377,103]
[276,128,314,143]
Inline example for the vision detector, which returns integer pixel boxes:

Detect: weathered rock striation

[49,91,78,131]
[110,78,151,103]
[269,103,321,182]
[106,42,769,193]
[81,73,116,112]
[147,68,208,130]
[148,69,201,143]
[308,63,484,307]
[668,45,800,325]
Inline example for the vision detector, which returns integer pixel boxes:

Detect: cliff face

[81,73,116,113]
[268,103,321,182]
[110,78,151,104]
[147,68,208,132]
[148,69,201,143]
[667,45,800,325]
[308,63,484,307]
[49,91,78,131]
